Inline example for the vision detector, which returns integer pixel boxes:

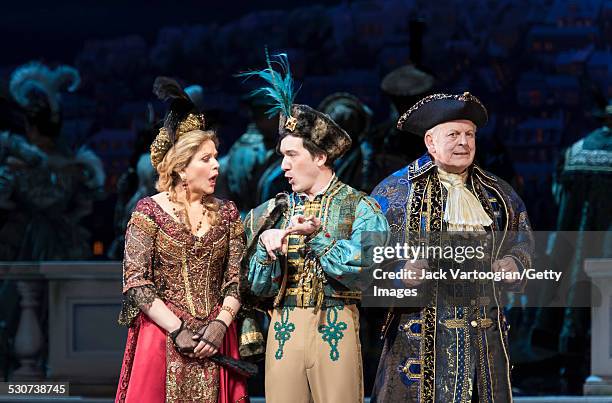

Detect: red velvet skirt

[115,312,249,403]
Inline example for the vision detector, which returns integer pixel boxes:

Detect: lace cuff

[222,282,241,301]
[118,285,158,327]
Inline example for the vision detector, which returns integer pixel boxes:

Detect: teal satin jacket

[244,176,390,310]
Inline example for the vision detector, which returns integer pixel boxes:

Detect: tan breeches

[265,305,364,403]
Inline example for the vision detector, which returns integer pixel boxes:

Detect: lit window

[93,241,104,256]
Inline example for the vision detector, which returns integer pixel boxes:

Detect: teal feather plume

[238,48,299,118]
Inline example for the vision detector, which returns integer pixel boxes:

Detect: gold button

[470,320,478,328]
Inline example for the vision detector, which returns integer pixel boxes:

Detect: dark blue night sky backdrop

[1,0,610,241]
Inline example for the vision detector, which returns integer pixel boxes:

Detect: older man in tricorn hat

[370,92,533,402]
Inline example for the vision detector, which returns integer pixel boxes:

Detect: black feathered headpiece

[150,77,205,168]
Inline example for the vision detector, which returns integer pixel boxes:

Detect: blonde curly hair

[156,129,220,227]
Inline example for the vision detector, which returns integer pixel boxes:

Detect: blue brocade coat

[370,154,533,403]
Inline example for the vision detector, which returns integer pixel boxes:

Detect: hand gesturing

[259,215,321,260]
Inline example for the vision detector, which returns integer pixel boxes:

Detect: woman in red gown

[115,78,248,403]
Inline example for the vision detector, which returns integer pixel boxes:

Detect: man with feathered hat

[241,51,389,403]
[370,92,533,402]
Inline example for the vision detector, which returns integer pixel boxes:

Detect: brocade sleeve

[118,207,159,326]
[222,201,245,301]
[247,237,282,297]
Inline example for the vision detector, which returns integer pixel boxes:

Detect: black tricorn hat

[397,92,488,136]
[279,104,352,162]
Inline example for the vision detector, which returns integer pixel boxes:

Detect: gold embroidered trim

[443,317,493,329]
[400,358,424,379]
[130,212,159,236]
[330,291,362,299]
[399,319,423,338]
[181,250,197,316]
[241,331,264,344]
[397,92,487,130]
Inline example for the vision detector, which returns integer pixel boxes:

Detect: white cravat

[438,168,493,232]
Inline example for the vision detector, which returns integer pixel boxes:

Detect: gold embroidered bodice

[119,197,245,325]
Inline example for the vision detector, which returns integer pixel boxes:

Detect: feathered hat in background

[239,49,352,163]
[150,77,205,168]
[9,61,80,130]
